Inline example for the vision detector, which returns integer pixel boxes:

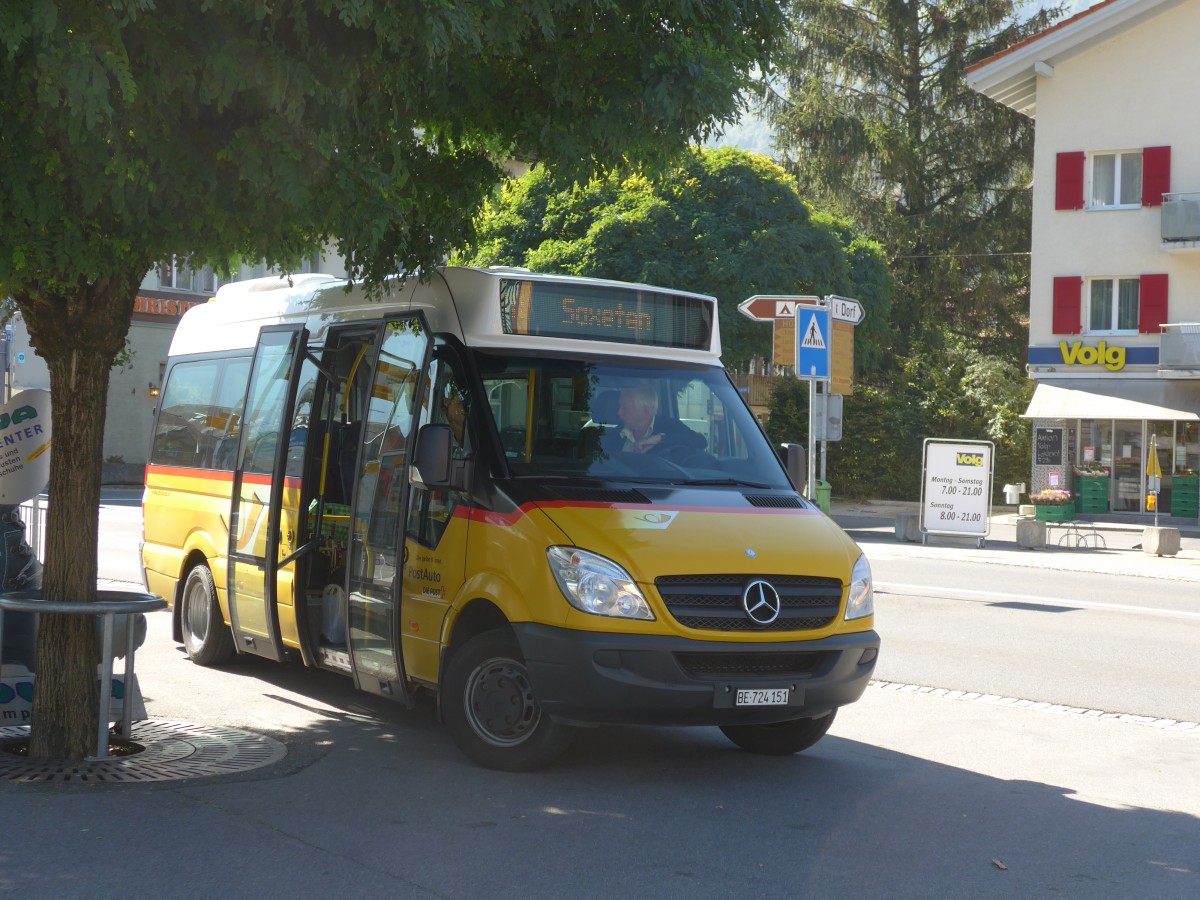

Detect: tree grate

[0,720,287,784]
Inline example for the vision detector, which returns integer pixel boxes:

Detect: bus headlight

[547,547,654,620]
[845,554,874,620]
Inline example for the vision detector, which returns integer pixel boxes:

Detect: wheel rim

[183,578,211,647]
[463,655,541,747]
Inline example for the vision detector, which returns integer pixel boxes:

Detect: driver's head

[618,384,658,434]
[441,384,467,440]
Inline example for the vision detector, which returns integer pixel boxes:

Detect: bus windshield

[476,352,792,488]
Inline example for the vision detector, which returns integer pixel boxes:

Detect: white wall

[9,315,171,474]
[1029,0,1200,351]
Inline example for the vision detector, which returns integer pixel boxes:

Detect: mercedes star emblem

[742,579,782,625]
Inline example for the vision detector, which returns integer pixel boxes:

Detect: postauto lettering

[1059,340,1126,372]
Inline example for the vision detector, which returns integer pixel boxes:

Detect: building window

[1089,151,1142,208]
[1087,278,1139,333]
[158,256,218,294]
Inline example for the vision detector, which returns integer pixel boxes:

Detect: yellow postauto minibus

[142,267,878,770]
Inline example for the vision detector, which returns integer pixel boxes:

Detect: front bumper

[514,623,879,727]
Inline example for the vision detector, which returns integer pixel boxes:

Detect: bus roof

[168,266,723,363]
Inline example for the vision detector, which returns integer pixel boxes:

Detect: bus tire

[443,630,576,772]
[180,563,235,666]
[719,710,836,756]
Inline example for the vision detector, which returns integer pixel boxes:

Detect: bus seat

[589,390,620,426]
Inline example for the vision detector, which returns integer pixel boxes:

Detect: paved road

[1,493,1196,899]
[4,607,1198,899]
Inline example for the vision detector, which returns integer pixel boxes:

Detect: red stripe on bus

[461,500,821,527]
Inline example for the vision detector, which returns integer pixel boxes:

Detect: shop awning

[1023,380,1200,421]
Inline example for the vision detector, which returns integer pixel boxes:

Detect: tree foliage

[457,147,892,370]
[768,0,1064,359]
[762,0,1063,501]
[0,0,784,759]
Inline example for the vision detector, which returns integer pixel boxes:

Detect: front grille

[675,651,829,678]
[655,573,842,632]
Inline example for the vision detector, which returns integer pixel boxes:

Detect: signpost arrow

[826,295,865,325]
[738,294,821,322]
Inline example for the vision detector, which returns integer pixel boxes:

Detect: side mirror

[411,423,452,488]
[780,442,806,493]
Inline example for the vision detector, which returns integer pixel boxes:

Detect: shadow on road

[2,624,1196,900]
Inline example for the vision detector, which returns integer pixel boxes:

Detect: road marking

[875,581,1200,621]
[870,680,1199,736]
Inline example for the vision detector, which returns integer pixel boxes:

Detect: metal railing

[17,495,47,562]
[0,590,166,759]
[1159,323,1200,370]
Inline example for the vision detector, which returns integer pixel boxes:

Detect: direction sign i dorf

[826,295,865,325]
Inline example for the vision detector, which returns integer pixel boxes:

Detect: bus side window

[210,358,251,470]
[149,361,215,469]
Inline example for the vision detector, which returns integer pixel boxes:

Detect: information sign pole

[1147,433,1162,527]
[795,305,831,501]
[808,376,816,501]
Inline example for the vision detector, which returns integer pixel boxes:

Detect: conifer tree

[769,0,1064,360]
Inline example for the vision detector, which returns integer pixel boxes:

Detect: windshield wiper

[676,477,773,489]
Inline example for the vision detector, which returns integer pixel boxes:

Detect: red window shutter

[1052,276,1082,334]
[1055,152,1085,210]
[1139,273,1168,333]
[1142,146,1170,206]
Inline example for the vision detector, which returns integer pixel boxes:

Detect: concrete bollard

[1015,518,1046,549]
[1142,526,1181,557]
[1018,504,1036,518]
[894,512,920,542]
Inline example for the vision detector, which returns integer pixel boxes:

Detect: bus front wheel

[180,563,235,666]
[443,630,576,772]
[719,710,836,756]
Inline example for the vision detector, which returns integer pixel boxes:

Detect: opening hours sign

[919,439,994,547]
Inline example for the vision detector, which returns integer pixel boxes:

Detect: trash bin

[1003,483,1025,505]
[814,480,832,514]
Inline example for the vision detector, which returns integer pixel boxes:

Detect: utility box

[814,480,831,514]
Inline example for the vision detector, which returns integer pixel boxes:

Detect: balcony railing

[1159,323,1200,371]
[1162,192,1200,243]
[729,373,784,407]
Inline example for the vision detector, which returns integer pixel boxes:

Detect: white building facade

[969,0,1200,520]
[7,253,345,483]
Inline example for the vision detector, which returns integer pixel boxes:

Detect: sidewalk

[830,498,1200,581]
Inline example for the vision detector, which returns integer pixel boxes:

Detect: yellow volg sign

[955,452,985,467]
[1059,340,1126,372]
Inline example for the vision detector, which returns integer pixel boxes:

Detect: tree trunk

[16,272,141,760]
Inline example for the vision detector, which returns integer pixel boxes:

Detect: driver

[605,383,707,455]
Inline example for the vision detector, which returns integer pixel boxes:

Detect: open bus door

[339,319,430,700]
[227,325,308,661]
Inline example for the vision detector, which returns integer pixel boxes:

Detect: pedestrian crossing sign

[795,308,830,380]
